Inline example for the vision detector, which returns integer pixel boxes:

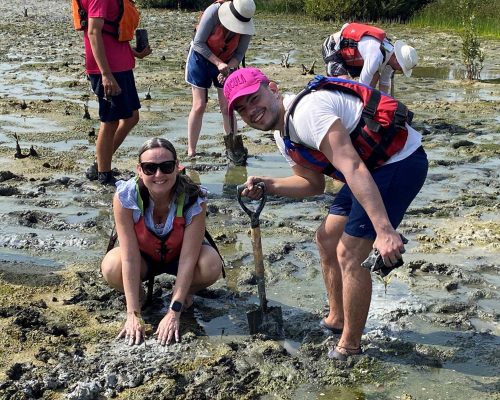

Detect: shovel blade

[247,306,284,339]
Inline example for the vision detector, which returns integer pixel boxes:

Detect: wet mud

[0,1,499,399]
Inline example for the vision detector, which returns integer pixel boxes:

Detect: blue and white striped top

[116,178,207,237]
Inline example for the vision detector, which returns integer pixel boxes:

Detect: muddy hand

[155,311,180,346]
[117,312,145,346]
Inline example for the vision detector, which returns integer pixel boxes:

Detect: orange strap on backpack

[72,0,140,42]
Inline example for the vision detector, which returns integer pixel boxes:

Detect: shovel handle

[237,183,266,228]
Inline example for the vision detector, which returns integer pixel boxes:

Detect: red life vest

[207,24,240,62]
[195,1,240,62]
[283,76,412,182]
[134,191,186,264]
[72,0,140,42]
[339,22,387,67]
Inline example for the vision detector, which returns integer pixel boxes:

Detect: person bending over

[224,68,428,360]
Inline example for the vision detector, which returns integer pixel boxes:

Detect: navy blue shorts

[329,146,428,239]
[89,70,141,122]
[185,48,223,89]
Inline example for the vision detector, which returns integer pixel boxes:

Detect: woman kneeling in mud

[101,137,223,346]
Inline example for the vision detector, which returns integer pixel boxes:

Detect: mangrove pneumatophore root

[83,104,91,119]
[13,133,31,159]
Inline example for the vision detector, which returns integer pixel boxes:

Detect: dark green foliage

[138,0,430,20]
[254,0,304,13]
[136,0,213,10]
[303,0,430,21]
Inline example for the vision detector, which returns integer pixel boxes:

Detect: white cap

[218,0,256,35]
[394,40,418,77]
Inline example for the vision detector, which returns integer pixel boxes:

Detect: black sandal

[328,345,363,361]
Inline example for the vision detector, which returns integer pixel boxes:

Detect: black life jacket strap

[361,90,381,132]
[204,229,226,278]
[393,101,409,129]
[339,38,358,49]
[77,0,123,36]
[283,87,313,139]
[379,45,387,64]
[322,163,336,176]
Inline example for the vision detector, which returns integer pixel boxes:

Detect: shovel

[237,184,284,339]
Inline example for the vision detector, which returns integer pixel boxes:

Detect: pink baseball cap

[224,67,270,112]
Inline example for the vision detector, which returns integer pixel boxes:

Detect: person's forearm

[122,258,142,314]
[262,175,324,198]
[232,34,251,63]
[379,84,390,94]
[171,263,196,304]
[88,30,112,75]
[207,53,224,69]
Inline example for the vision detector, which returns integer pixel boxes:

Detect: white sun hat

[394,40,419,77]
[218,0,256,36]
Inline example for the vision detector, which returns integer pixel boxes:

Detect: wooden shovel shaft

[251,226,267,312]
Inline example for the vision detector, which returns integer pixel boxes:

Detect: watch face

[170,301,183,312]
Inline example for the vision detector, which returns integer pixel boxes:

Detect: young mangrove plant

[459,0,484,80]
[377,273,394,295]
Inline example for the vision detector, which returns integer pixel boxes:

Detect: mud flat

[0,1,499,399]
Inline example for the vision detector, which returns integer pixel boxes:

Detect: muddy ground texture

[0,1,499,399]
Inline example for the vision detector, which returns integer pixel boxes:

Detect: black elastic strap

[106,225,118,253]
[229,2,251,22]
[204,229,226,278]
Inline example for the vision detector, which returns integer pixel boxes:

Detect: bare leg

[101,247,148,309]
[96,120,119,172]
[336,233,373,351]
[315,214,348,329]
[113,110,139,154]
[217,87,236,135]
[187,245,223,295]
[187,86,208,157]
[101,246,222,308]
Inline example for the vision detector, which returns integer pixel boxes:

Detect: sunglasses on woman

[140,160,176,176]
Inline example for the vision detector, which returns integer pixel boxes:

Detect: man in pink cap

[224,67,427,360]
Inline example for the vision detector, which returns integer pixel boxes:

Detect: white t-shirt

[357,36,394,88]
[274,90,422,168]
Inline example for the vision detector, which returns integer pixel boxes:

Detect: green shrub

[410,0,499,37]
[459,0,484,79]
[255,0,304,13]
[303,0,428,21]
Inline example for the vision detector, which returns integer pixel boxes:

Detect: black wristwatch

[170,300,183,313]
